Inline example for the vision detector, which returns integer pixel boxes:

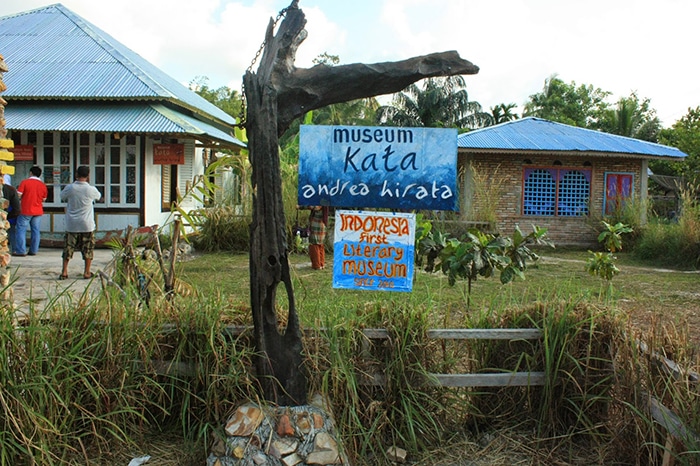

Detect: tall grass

[1,257,698,464]
[611,318,700,464]
[460,299,620,437]
[302,292,653,465]
[468,162,506,225]
[0,287,258,465]
[306,301,452,464]
[634,184,700,268]
[189,206,250,252]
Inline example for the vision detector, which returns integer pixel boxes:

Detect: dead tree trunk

[244,0,479,406]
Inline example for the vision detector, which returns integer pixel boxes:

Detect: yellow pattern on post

[0,53,11,303]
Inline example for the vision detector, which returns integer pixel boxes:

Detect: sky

[1,0,698,127]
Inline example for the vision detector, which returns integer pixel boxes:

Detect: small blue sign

[298,125,458,211]
[333,210,415,292]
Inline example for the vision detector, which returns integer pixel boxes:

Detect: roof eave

[4,95,237,128]
[458,148,686,160]
[154,133,243,150]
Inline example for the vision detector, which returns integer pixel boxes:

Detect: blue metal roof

[457,117,687,159]
[0,3,237,128]
[5,103,245,147]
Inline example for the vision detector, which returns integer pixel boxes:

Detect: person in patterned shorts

[59,166,102,279]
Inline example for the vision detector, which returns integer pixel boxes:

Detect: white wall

[143,137,206,236]
[143,137,170,230]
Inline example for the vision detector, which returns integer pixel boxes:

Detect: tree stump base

[207,394,350,465]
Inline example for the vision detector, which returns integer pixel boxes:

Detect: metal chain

[237,5,292,128]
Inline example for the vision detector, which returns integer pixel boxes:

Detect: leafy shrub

[190,206,250,252]
[588,196,646,250]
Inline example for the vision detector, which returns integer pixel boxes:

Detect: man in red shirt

[15,166,48,256]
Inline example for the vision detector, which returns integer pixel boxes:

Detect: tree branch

[274,52,479,132]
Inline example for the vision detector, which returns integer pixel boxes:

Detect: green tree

[598,92,661,142]
[586,221,632,294]
[312,52,340,66]
[436,226,551,308]
[656,107,700,182]
[376,75,493,129]
[311,98,379,126]
[490,103,519,124]
[189,76,242,118]
[523,74,610,128]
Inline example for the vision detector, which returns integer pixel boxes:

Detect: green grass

[180,249,700,338]
[0,247,697,465]
[177,249,700,464]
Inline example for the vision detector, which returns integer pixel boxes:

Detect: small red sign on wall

[153,143,185,165]
[13,144,35,161]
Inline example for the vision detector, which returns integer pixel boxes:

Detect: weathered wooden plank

[361,372,546,387]
[648,393,700,451]
[637,339,699,384]
[430,372,546,387]
[426,329,542,340]
[361,328,389,339]
[140,325,544,341]
[361,328,542,340]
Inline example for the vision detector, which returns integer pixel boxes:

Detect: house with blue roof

[457,117,686,244]
[0,3,245,241]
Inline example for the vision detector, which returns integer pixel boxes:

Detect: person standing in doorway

[15,166,48,256]
[308,205,328,270]
[59,166,101,280]
[1,175,20,254]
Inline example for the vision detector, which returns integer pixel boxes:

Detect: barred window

[523,168,590,217]
[558,170,590,216]
[523,169,556,216]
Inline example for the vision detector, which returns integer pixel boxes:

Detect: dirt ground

[539,254,700,347]
[623,269,699,348]
[5,247,116,318]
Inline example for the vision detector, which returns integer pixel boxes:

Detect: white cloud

[1,0,698,126]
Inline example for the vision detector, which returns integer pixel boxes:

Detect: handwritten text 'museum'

[300,125,456,211]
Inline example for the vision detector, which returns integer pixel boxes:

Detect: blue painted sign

[298,125,458,211]
[333,210,415,292]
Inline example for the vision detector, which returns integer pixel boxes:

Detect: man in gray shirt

[59,166,102,279]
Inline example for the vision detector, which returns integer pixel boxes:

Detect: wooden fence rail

[54,320,700,460]
[153,325,547,388]
[359,327,546,388]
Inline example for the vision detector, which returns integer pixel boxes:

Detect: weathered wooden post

[243,0,479,406]
[0,53,14,303]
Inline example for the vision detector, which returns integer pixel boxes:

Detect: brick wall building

[457,118,685,246]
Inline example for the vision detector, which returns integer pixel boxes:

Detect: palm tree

[376,75,493,129]
[601,93,661,142]
[490,103,519,124]
[312,98,379,126]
